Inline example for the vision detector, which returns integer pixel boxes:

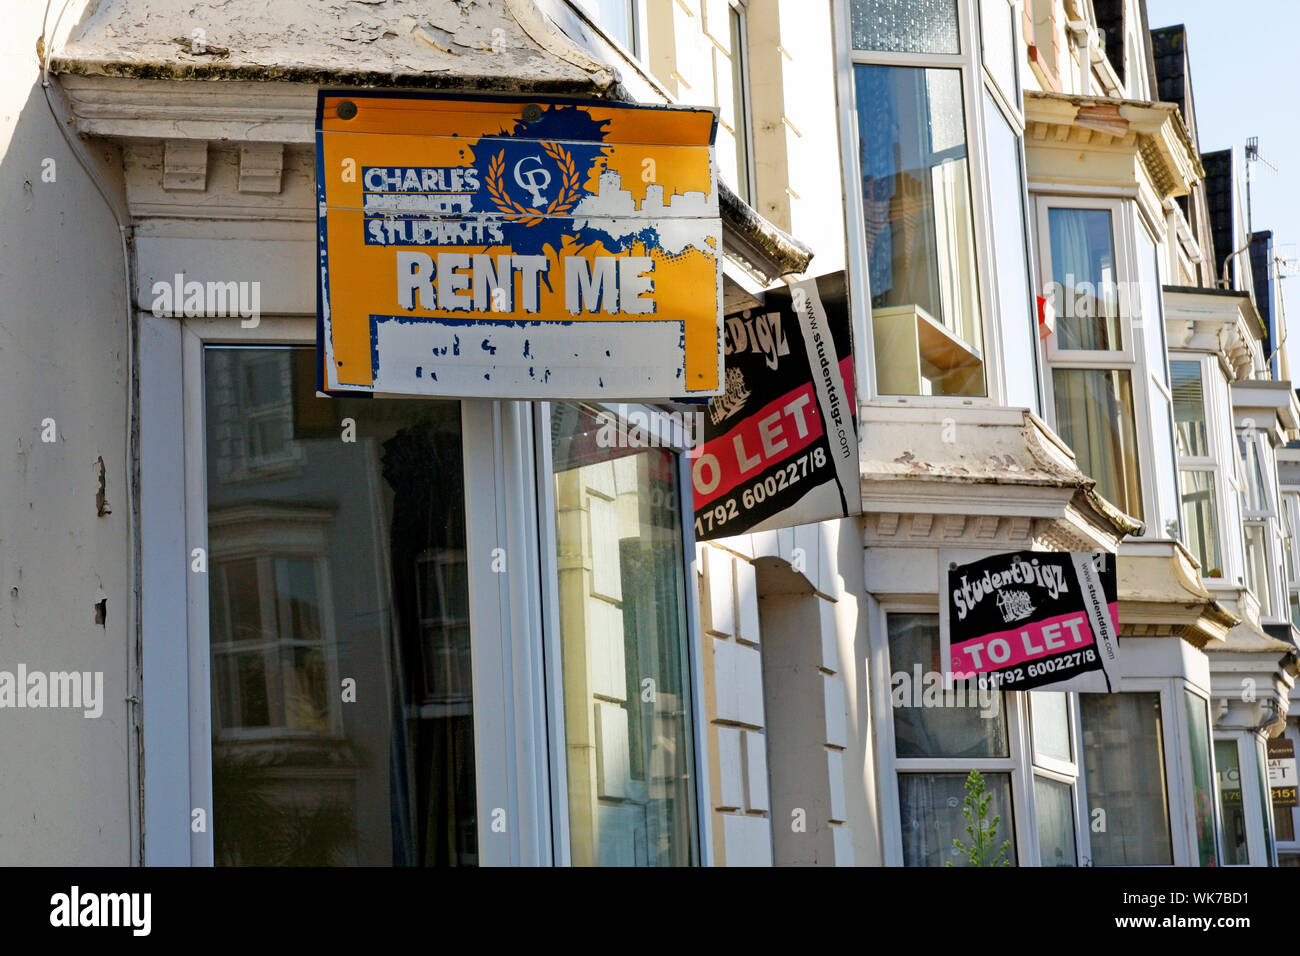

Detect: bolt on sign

[943,551,1120,693]
[315,91,723,399]
[691,272,860,541]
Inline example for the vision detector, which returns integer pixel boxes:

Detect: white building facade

[0,0,1294,867]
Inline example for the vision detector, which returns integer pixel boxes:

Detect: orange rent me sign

[315,91,723,399]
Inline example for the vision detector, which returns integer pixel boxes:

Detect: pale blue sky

[1146,0,1300,372]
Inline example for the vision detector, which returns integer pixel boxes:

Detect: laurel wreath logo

[486,142,582,226]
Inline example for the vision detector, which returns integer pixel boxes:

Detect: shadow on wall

[0,10,133,863]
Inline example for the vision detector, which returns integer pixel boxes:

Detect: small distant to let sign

[1269,737,1298,807]
[315,91,722,400]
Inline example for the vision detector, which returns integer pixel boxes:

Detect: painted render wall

[0,2,134,864]
[697,516,882,866]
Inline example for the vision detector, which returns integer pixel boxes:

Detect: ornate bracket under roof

[1163,285,1264,382]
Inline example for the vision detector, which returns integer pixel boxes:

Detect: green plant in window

[947,770,1011,867]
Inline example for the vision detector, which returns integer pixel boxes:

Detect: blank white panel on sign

[369,315,689,399]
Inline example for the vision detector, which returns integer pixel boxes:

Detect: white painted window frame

[566,0,645,60]
[1169,353,1233,580]
[834,0,1015,407]
[1036,195,1174,525]
[978,0,1023,127]
[1215,731,1272,866]
[533,400,714,867]
[1078,677,1195,866]
[870,597,1039,866]
[727,0,757,207]
[1238,427,1286,620]
[141,314,555,865]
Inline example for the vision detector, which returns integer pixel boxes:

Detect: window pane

[857,65,986,397]
[1137,231,1168,388]
[984,93,1037,412]
[1149,388,1181,539]
[1079,693,1173,865]
[1048,208,1121,350]
[899,772,1015,866]
[979,0,1017,98]
[1034,775,1077,866]
[1170,360,1209,456]
[1283,505,1296,587]
[206,346,474,867]
[1245,523,1273,616]
[1257,738,1276,863]
[1180,470,1223,577]
[552,404,697,866]
[1053,367,1143,518]
[1215,739,1248,865]
[1239,434,1268,513]
[574,0,636,52]
[1291,591,1300,631]
[728,5,751,203]
[851,0,960,54]
[887,612,1008,758]
[1185,691,1219,866]
[1030,691,1071,764]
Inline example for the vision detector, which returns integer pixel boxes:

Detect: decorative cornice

[54,75,809,285]
[1163,285,1262,381]
[1024,90,1203,200]
[1116,544,1238,650]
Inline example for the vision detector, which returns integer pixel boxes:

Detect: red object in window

[1037,294,1056,340]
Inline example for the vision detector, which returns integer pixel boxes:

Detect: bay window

[846,0,1030,402]
[1039,200,1180,524]
[885,612,1017,865]
[724,1,754,204]
[1283,493,1300,628]
[162,312,711,867]
[204,346,476,866]
[1172,360,1225,576]
[856,63,985,397]
[1238,428,1282,617]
